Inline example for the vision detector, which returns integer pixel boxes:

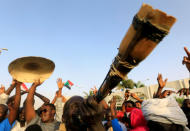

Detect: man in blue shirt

[0,80,21,131]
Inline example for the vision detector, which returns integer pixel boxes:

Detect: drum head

[8,56,55,83]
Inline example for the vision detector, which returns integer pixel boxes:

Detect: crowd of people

[0,47,190,131]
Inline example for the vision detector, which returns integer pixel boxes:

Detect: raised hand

[131,92,143,102]
[177,88,189,96]
[57,78,64,89]
[91,86,98,95]
[110,96,117,119]
[131,92,138,98]
[157,73,168,89]
[183,47,190,72]
[32,79,42,87]
[15,80,22,87]
[0,84,5,94]
[154,73,168,98]
[11,79,17,87]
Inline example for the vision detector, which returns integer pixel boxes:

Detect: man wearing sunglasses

[25,80,60,131]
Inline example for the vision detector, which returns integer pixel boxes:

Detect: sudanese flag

[64,80,74,89]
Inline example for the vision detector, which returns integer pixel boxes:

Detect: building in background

[104,78,189,108]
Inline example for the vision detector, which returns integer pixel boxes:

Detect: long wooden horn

[95,4,176,102]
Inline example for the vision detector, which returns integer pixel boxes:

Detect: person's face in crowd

[40,105,55,123]
[7,100,14,108]
[185,99,190,108]
[105,110,112,121]
[135,102,141,109]
[125,90,130,99]
[19,108,25,122]
[25,124,42,131]
[0,105,7,122]
[126,102,133,108]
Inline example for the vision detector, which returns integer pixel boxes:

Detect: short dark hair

[124,100,135,107]
[135,101,141,104]
[44,103,55,110]
[25,124,42,131]
[125,90,130,93]
[0,104,8,115]
[63,96,87,131]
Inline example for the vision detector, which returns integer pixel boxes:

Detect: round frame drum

[8,56,55,83]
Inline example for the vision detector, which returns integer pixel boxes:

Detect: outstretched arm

[57,78,64,98]
[8,80,22,125]
[110,96,117,119]
[154,73,168,98]
[177,47,190,97]
[52,78,67,104]
[54,78,67,122]
[131,93,143,103]
[52,77,64,104]
[57,78,67,103]
[5,79,17,95]
[183,47,190,72]
[25,80,42,123]
[7,91,27,105]
[51,91,67,104]
[0,84,5,94]
[34,92,50,104]
[51,91,58,104]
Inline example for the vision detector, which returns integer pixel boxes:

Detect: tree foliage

[134,81,145,88]
[175,97,184,107]
[117,79,135,90]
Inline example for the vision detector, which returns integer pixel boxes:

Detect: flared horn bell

[8,56,55,83]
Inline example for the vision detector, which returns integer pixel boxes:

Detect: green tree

[134,81,145,88]
[117,79,135,90]
[175,97,184,107]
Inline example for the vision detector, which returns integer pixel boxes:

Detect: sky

[0,0,190,104]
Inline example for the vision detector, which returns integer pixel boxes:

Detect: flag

[64,80,74,90]
[21,83,28,91]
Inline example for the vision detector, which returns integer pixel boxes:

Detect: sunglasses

[40,109,47,114]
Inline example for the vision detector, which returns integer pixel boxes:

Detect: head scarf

[130,108,149,131]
